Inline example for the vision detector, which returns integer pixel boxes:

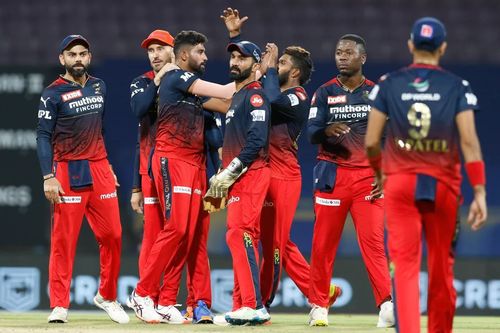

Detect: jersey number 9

[407,102,431,140]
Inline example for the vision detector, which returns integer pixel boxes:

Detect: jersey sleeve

[36,90,58,176]
[262,69,304,121]
[132,125,141,190]
[130,76,157,119]
[238,92,270,166]
[162,70,200,94]
[456,80,480,113]
[307,87,329,144]
[368,74,390,114]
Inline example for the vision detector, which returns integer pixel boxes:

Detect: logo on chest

[327,95,347,105]
[61,90,82,102]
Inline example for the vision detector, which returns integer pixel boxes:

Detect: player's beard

[278,69,291,86]
[66,63,87,78]
[190,58,206,76]
[229,65,252,83]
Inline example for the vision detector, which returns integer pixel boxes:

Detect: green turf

[1,312,499,332]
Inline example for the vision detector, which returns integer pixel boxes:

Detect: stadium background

[1,0,499,316]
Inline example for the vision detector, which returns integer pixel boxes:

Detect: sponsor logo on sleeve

[287,93,299,106]
[40,96,50,108]
[465,92,478,106]
[327,95,347,105]
[250,94,264,107]
[368,85,380,101]
[37,110,51,119]
[251,109,266,122]
[61,89,83,102]
[308,107,318,119]
[131,88,144,98]
[180,72,195,82]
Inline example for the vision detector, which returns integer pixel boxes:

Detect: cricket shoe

[213,314,230,326]
[225,307,259,325]
[126,290,162,323]
[47,307,68,323]
[193,300,213,324]
[377,300,395,328]
[309,304,329,326]
[156,304,185,324]
[94,293,130,324]
[328,284,343,307]
[251,307,271,325]
[181,306,193,324]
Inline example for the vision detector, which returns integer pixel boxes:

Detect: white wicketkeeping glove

[203,186,227,213]
[206,157,248,198]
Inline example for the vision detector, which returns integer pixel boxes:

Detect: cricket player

[307,34,394,327]
[36,35,129,324]
[366,17,487,333]
[128,30,236,323]
[204,36,272,324]
[129,30,218,324]
[220,8,343,315]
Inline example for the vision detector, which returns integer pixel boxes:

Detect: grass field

[1,311,500,333]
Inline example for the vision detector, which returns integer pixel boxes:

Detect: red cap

[141,30,175,48]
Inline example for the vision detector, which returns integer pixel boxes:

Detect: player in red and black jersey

[307,34,393,327]
[366,17,487,333]
[129,30,224,324]
[37,35,129,324]
[203,32,271,323]
[128,30,235,323]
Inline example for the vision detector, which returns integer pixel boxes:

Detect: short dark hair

[284,46,314,85]
[173,30,208,57]
[339,34,367,54]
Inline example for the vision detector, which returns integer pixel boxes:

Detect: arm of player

[307,88,349,144]
[204,110,224,171]
[456,110,487,231]
[130,77,157,120]
[188,80,236,101]
[36,91,65,204]
[130,129,144,214]
[364,107,387,188]
[203,97,231,114]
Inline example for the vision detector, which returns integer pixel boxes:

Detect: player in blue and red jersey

[307,34,393,327]
[36,35,129,324]
[366,17,487,333]
[204,38,271,325]
[129,30,220,324]
[128,30,235,323]
[218,8,343,318]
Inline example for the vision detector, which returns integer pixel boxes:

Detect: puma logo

[40,96,50,108]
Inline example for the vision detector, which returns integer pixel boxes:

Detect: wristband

[465,160,486,187]
[131,188,142,193]
[368,152,382,172]
[43,174,55,181]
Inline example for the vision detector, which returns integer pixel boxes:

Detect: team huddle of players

[37,7,487,333]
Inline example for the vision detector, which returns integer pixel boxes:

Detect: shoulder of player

[282,86,309,105]
[132,71,154,84]
[242,83,270,108]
